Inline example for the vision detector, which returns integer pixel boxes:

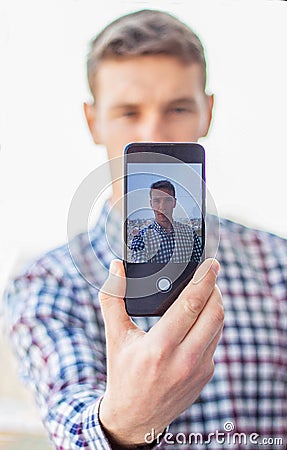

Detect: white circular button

[157,277,172,292]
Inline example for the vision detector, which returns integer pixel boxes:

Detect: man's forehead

[151,188,174,197]
[93,56,204,104]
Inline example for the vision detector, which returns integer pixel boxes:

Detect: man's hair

[87,9,206,98]
[150,180,176,198]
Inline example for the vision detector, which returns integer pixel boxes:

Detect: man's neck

[109,193,123,216]
[155,220,173,234]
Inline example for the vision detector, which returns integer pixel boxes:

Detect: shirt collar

[92,203,218,260]
[152,220,174,235]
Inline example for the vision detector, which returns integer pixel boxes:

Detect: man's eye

[169,107,189,114]
[168,106,195,115]
[122,111,138,117]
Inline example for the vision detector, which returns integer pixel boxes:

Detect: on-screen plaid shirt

[130,220,202,263]
[3,201,287,449]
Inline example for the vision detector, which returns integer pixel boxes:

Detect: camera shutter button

[157,277,172,292]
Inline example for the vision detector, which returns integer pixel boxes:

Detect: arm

[4,256,223,449]
[98,258,224,447]
[3,263,111,450]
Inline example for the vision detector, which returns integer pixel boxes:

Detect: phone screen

[124,142,205,316]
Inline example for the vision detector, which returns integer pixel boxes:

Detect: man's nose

[158,200,167,211]
[137,115,169,142]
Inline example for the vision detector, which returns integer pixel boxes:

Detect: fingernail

[109,260,120,275]
[192,259,220,284]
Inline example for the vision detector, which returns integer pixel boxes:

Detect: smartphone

[123,142,205,316]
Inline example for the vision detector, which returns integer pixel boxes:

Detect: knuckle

[177,348,203,382]
[182,356,201,384]
[183,294,203,316]
[201,360,215,385]
[148,342,166,364]
[213,303,225,325]
[177,363,191,383]
[208,359,215,379]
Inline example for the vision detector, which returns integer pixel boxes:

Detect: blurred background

[0,0,287,447]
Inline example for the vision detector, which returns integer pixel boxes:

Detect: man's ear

[200,93,214,137]
[83,102,100,144]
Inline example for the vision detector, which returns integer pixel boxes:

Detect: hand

[99,258,224,447]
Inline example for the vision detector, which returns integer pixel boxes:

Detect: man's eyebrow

[109,97,197,109]
[167,97,197,106]
[109,102,139,111]
[107,97,198,114]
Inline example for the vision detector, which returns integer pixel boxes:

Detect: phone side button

[157,277,172,292]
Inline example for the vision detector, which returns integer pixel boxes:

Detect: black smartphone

[123,142,205,316]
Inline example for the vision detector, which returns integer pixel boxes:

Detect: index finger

[147,258,220,348]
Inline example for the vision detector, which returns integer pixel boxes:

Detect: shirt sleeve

[3,259,165,449]
[3,261,114,449]
[130,233,148,263]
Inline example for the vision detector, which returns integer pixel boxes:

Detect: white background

[1,0,287,283]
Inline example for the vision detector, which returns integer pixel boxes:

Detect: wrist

[99,409,148,448]
[99,397,165,449]
[100,422,157,450]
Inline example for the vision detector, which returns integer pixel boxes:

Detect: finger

[99,260,136,340]
[148,258,220,348]
[181,284,224,356]
[202,323,224,366]
[197,323,224,384]
[186,324,224,388]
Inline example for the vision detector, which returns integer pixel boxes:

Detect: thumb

[99,260,135,339]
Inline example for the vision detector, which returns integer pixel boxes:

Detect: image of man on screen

[130,180,202,263]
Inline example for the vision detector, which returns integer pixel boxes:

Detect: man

[130,180,202,263]
[3,9,287,450]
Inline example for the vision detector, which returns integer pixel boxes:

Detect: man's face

[84,55,213,202]
[150,188,176,229]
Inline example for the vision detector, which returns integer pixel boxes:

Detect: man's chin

[156,216,171,226]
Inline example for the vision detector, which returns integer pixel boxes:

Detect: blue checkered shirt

[130,220,202,263]
[3,201,287,449]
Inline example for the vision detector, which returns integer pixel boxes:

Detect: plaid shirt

[3,201,287,449]
[130,220,202,263]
